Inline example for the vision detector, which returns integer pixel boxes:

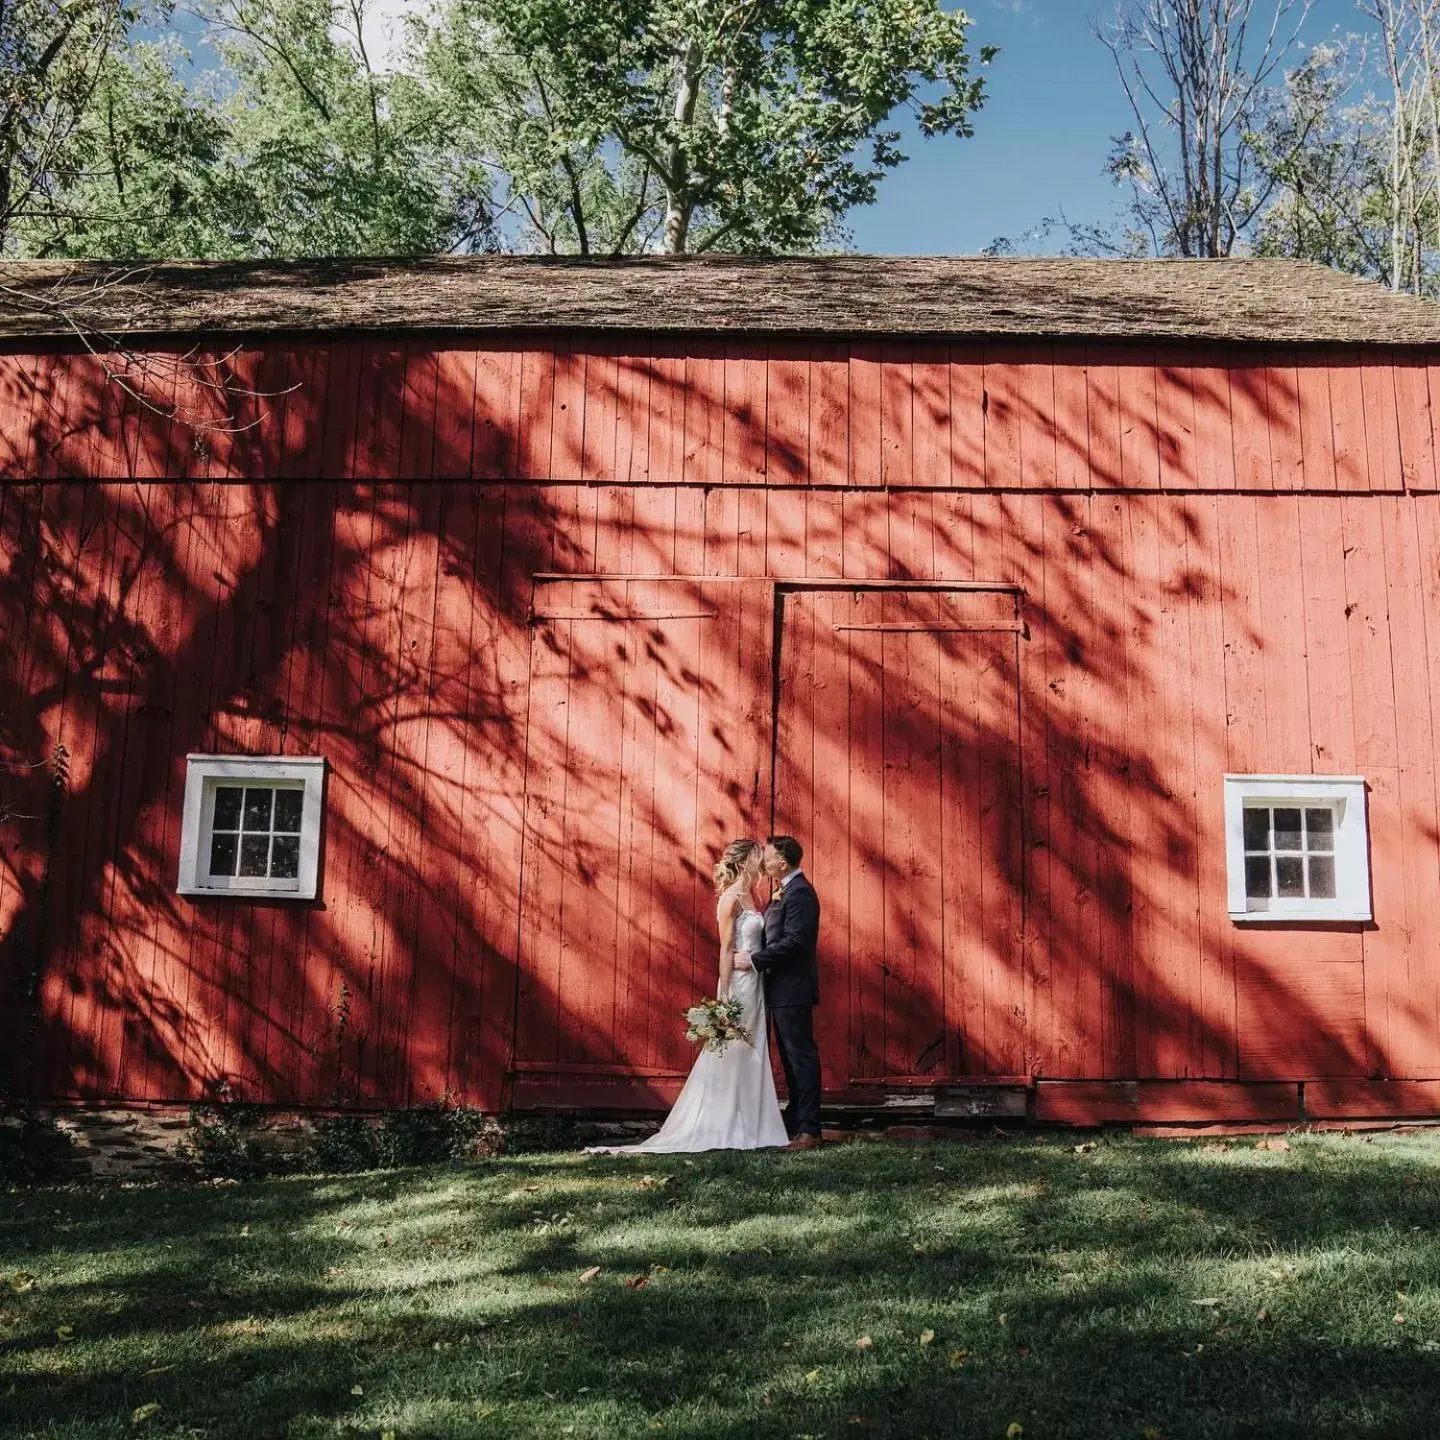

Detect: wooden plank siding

[4,334,1440,1119]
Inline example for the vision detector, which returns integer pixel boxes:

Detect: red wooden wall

[4,334,1440,1122]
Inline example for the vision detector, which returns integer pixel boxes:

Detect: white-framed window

[177,755,325,900]
[1223,774,1371,923]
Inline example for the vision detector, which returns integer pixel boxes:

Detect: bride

[585,838,789,1154]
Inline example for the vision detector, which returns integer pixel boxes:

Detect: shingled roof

[2,254,1438,347]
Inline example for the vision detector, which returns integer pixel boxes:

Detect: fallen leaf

[1398,1291,1408,1302]
[854,1335,873,1350]
[625,1275,650,1290]
[325,1267,346,1278]
[1394,1313,1406,1324]
[579,1266,601,1284]
[130,1402,161,1425]
[1073,1142,1095,1154]
[997,1312,1007,1327]
[350,1384,364,1396]
[1006,1425,1024,1439]
[55,1325,74,1342]
[803,1368,821,1383]
[142,1365,174,1379]
[10,1273,37,1293]
[1191,1298,1220,1307]
[919,1328,935,1346]
[1255,1137,1291,1152]
[238,1225,250,1238]
[1256,1309,1269,1323]
[912,1243,927,1255]
[949,1348,968,1369]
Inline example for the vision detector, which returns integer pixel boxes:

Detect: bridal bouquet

[684,997,752,1056]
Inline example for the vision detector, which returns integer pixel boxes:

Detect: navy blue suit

[751,871,822,1137]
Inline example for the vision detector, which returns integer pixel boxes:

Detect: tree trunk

[1414,0,1440,271]
[663,37,702,254]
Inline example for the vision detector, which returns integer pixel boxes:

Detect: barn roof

[2,254,1439,347]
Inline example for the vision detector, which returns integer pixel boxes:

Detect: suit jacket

[752,871,820,1008]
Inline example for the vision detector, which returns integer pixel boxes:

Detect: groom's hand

[732,951,754,971]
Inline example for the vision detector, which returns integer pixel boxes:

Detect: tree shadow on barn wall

[0,335,1427,1109]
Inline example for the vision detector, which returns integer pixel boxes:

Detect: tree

[13,0,496,259]
[403,0,996,255]
[1357,0,1440,288]
[1245,3,1440,294]
[1098,0,1313,257]
[0,0,143,254]
[1248,40,1400,280]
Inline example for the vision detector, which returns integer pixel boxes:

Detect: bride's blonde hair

[713,838,760,894]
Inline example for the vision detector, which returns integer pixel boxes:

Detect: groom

[733,836,823,1150]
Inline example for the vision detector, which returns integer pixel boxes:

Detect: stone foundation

[2,1105,669,1181]
[45,1106,192,1179]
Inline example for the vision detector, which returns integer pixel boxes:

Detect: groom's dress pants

[770,1004,822,1137]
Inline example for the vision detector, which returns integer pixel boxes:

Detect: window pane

[1305,808,1334,852]
[243,788,274,832]
[1245,855,1272,899]
[239,834,270,878]
[1243,807,1270,851]
[213,786,243,831]
[1276,855,1305,897]
[209,831,238,877]
[1309,854,1336,899]
[1273,808,1303,852]
[273,789,303,834]
[271,834,301,880]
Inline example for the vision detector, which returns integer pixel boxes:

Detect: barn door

[773,587,1026,1092]
[513,578,771,1102]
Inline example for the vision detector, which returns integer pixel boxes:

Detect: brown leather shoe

[784,1134,823,1151]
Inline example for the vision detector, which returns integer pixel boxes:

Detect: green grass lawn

[6,1128,1440,1439]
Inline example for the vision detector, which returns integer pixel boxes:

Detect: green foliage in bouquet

[683,996,752,1055]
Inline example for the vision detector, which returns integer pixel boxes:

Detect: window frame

[177,755,326,900]
[1223,774,1371,923]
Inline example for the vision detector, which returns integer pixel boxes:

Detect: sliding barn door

[513,579,771,1101]
[774,588,1026,1091]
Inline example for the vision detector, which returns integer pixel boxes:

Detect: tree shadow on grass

[5,1138,1440,1438]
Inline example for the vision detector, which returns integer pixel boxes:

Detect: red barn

[5,254,1440,1128]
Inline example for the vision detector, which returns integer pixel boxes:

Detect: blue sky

[850,0,1375,254]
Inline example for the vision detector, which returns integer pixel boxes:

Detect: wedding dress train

[584,906,789,1154]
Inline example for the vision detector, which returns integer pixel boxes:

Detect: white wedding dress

[585,904,789,1154]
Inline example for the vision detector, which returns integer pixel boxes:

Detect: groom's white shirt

[777,867,803,891]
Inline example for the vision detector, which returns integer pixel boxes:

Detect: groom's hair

[768,835,803,869]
